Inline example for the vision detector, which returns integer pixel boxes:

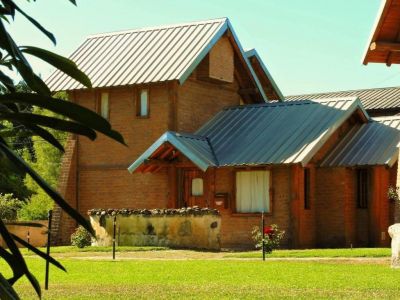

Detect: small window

[191,178,203,196]
[100,92,109,120]
[236,170,270,213]
[304,168,311,210]
[356,169,369,209]
[137,89,149,117]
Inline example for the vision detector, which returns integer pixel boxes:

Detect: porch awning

[127,131,217,173]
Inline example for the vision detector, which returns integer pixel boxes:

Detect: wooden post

[112,215,116,260]
[45,210,52,290]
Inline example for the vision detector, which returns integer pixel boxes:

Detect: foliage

[3,257,400,299]
[71,226,92,248]
[0,193,22,221]
[0,1,125,298]
[17,194,52,221]
[388,185,399,202]
[251,224,285,254]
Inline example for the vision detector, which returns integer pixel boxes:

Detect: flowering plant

[252,224,284,254]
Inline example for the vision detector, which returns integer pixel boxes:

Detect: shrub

[71,226,92,248]
[0,193,23,221]
[18,192,53,220]
[252,224,285,254]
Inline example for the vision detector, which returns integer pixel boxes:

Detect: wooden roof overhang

[363,0,400,66]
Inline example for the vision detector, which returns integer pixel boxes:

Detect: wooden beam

[370,41,400,52]
[238,87,258,96]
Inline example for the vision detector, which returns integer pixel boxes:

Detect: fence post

[112,215,116,260]
[45,209,52,290]
[262,211,265,261]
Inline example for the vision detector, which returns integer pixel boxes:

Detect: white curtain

[236,170,270,213]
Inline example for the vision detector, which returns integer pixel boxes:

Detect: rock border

[88,206,220,217]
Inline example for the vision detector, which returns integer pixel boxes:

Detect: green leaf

[24,124,65,152]
[0,139,95,237]
[14,60,51,96]
[2,0,56,45]
[0,112,97,141]
[0,219,41,298]
[21,46,91,88]
[11,234,66,272]
[0,93,125,145]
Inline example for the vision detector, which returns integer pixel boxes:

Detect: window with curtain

[100,92,109,120]
[236,170,270,213]
[191,178,203,196]
[138,89,149,117]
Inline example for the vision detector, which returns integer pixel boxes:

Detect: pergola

[363,0,400,66]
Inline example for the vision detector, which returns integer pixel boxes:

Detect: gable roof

[321,115,400,167]
[46,18,272,101]
[286,86,400,112]
[363,0,400,65]
[245,49,284,101]
[128,98,368,172]
[128,131,217,173]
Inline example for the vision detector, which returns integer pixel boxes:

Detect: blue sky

[7,0,395,96]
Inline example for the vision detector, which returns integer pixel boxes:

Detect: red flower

[264,226,275,237]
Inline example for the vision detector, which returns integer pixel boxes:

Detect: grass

[20,245,168,255]
[4,256,400,299]
[224,248,392,259]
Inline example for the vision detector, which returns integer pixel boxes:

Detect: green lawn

[3,253,400,299]
[224,248,392,258]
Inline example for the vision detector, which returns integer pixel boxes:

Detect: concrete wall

[90,209,221,250]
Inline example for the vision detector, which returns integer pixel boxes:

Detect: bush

[18,192,53,220]
[0,193,23,221]
[252,224,285,254]
[71,226,92,248]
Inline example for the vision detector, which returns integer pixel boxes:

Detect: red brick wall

[177,77,241,132]
[213,166,292,249]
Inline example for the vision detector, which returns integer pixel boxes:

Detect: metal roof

[45,18,268,101]
[245,49,284,101]
[286,86,400,111]
[321,115,400,167]
[129,97,368,172]
[128,131,216,173]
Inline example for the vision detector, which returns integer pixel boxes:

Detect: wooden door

[183,169,206,207]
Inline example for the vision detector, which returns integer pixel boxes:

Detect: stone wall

[89,207,221,250]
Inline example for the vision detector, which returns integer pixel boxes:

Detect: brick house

[46,18,283,245]
[48,18,400,248]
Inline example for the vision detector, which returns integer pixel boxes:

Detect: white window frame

[100,92,109,120]
[138,89,149,117]
[235,170,271,213]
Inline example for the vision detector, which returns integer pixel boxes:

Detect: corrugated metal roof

[128,131,216,173]
[45,18,268,101]
[245,49,284,101]
[129,97,368,172]
[286,86,400,111]
[321,115,400,167]
[197,97,366,167]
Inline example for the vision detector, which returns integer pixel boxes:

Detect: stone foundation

[88,207,221,250]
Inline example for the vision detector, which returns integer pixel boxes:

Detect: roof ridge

[170,131,208,141]
[287,85,400,98]
[223,97,357,111]
[87,17,228,38]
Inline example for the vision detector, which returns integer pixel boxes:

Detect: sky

[6,0,396,96]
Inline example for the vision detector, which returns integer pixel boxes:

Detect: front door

[183,169,206,207]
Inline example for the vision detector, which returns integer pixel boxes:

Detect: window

[304,168,311,210]
[356,169,369,209]
[100,92,109,120]
[191,178,203,196]
[137,89,149,117]
[236,170,270,213]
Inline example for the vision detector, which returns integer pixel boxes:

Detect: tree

[0,1,125,298]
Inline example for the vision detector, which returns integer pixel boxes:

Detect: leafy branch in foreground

[0,0,125,298]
